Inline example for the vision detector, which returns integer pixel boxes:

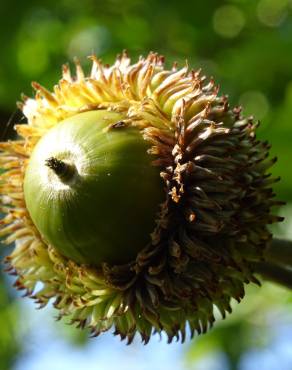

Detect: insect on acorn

[0,52,284,343]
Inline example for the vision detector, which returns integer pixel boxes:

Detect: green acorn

[23,110,164,266]
[0,52,283,343]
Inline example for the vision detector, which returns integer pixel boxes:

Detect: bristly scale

[0,52,283,344]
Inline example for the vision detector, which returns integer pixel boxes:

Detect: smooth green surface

[24,110,164,266]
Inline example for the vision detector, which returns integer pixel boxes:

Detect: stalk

[265,238,292,267]
[253,261,292,290]
[252,238,292,290]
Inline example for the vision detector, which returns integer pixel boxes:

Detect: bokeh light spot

[257,0,288,27]
[67,26,110,58]
[239,91,270,121]
[213,5,245,38]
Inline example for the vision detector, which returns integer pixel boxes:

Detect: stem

[251,238,292,289]
[265,238,292,267]
[45,157,76,183]
[252,261,292,290]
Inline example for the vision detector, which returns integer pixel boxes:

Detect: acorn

[0,52,283,343]
[23,110,164,266]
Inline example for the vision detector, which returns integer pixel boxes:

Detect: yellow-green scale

[24,110,165,266]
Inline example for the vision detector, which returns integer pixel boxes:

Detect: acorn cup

[0,52,286,343]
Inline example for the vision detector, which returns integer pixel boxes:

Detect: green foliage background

[0,1,292,369]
